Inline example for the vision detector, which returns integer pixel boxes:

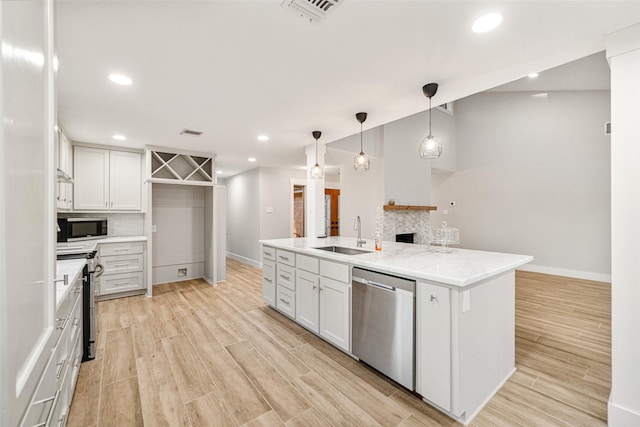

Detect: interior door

[324,189,340,236]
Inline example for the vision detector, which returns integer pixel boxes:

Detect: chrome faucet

[354,216,366,247]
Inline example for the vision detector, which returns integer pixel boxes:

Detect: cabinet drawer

[262,245,276,261]
[68,293,83,351]
[263,259,275,283]
[102,253,144,275]
[100,271,145,295]
[320,259,350,283]
[276,285,295,318]
[276,249,295,267]
[20,349,57,427]
[99,241,144,257]
[296,254,319,274]
[277,264,295,291]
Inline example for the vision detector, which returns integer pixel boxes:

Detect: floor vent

[180,129,203,137]
[281,0,343,22]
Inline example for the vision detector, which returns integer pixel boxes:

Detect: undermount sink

[313,246,371,255]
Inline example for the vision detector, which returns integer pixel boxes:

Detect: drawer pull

[264,278,273,283]
[278,256,290,261]
[279,298,290,305]
[56,317,69,330]
[113,263,130,267]
[113,248,130,252]
[112,281,130,286]
[74,355,82,368]
[56,358,66,380]
[73,317,81,327]
[279,275,290,281]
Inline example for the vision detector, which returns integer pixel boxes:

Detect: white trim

[145,144,216,159]
[291,178,306,238]
[517,263,610,283]
[608,397,640,426]
[226,251,261,269]
[325,181,341,190]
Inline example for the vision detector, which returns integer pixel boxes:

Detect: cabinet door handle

[110,201,113,208]
[56,358,67,379]
[312,285,317,290]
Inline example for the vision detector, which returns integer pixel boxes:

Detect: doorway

[293,185,305,237]
[325,188,340,236]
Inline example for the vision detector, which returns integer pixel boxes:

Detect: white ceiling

[56,1,640,178]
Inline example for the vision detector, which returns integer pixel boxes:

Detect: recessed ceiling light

[112,134,127,141]
[216,171,223,174]
[248,157,257,162]
[108,73,132,85]
[528,72,539,78]
[472,12,503,33]
[257,135,269,141]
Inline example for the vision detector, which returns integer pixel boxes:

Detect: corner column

[305,142,326,238]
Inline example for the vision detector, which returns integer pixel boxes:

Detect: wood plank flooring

[67,260,611,426]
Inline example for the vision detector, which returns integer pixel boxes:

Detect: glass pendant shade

[310,163,323,179]
[354,151,370,171]
[419,133,443,159]
[419,83,443,160]
[354,112,370,172]
[310,130,323,179]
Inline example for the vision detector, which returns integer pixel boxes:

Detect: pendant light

[353,112,370,172]
[310,130,323,179]
[418,82,443,159]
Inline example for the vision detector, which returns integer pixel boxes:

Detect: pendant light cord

[360,122,363,152]
[429,96,432,135]
[315,136,318,164]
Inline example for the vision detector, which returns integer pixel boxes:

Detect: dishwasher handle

[352,275,395,291]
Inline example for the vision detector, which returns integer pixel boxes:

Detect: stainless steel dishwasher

[352,267,416,390]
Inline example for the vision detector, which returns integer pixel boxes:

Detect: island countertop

[259,236,533,287]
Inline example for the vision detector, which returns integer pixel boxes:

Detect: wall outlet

[178,268,187,277]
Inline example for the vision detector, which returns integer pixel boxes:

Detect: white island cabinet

[259,236,532,425]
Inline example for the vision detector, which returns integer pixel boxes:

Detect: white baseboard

[609,398,640,426]
[517,263,611,283]
[226,251,261,269]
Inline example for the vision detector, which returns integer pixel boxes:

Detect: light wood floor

[67,260,610,426]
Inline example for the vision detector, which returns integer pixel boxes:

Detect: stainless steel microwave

[57,217,108,242]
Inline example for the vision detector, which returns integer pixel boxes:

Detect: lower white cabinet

[295,269,319,332]
[262,259,276,305]
[98,241,146,298]
[20,275,83,427]
[416,281,451,411]
[319,276,350,352]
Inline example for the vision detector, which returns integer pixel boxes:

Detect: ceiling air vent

[180,129,203,137]
[281,0,343,22]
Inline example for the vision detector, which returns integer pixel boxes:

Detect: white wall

[607,24,640,426]
[226,168,260,265]
[431,91,611,280]
[259,167,306,240]
[384,108,456,205]
[152,184,205,283]
[225,167,306,266]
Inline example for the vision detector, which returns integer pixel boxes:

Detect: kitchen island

[259,236,532,425]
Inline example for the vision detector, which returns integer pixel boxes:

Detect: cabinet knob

[430,294,438,302]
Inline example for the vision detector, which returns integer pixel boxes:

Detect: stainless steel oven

[56,249,103,360]
[57,217,108,242]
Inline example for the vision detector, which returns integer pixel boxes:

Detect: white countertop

[260,237,533,287]
[57,235,147,254]
[56,259,86,306]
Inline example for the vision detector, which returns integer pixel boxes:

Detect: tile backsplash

[58,213,145,237]
[376,206,431,245]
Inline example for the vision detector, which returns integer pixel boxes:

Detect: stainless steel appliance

[352,267,416,390]
[56,245,103,360]
[57,217,108,242]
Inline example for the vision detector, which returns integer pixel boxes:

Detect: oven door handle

[93,263,105,278]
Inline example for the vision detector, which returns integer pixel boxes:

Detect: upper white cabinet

[74,146,141,211]
[56,127,73,210]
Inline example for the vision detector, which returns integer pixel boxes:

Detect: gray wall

[225,167,306,266]
[431,90,611,279]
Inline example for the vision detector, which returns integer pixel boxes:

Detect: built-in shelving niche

[150,150,215,185]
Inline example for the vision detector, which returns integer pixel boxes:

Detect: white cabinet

[296,269,319,332]
[74,146,141,211]
[416,281,451,411]
[319,275,350,352]
[56,126,73,210]
[262,246,276,305]
[98,241,147,298]
[276,262,296,318]
[20,275,83,427]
